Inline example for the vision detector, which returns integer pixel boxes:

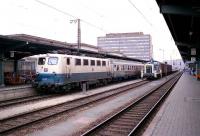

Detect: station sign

[191,48,196,55]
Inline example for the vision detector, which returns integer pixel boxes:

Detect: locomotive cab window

[83,59,89,66]
[75,59,81,65]
[48,57,58,65]
[91,60,95,66]
[66,58,70,65]
[38,57,46,65]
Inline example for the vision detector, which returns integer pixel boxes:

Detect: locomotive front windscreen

[146,65,152,73]
[48,57,58,65]
[38,57,46,65]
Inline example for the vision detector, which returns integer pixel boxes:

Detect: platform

[0,84,32,92]
[143,72,200,136]
[0,84,36,102]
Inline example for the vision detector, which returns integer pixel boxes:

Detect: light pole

[70,19,81,53]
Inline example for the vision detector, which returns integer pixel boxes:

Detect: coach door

[65,57,71,78]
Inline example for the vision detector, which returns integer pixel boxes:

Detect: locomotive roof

[34,53,109,60]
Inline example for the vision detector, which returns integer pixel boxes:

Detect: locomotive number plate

[42,78,48,81]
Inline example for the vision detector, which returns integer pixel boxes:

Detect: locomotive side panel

[67,56,111,82]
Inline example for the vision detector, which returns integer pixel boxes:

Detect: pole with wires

[70,19,81,54]
[77,19,81,53]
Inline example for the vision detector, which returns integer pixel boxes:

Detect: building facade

[97,32,152,61]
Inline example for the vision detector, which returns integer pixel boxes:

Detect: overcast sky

[0,0,182,61]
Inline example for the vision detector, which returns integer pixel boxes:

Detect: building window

[91,60,95,66]
[75,59,81,65]
[83,59,89,66]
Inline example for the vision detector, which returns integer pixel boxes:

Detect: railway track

[0,94,62,109]
[0,79,142,108]
[0,80,149,135]
[82,72,182,136]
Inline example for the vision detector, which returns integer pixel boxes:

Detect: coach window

[75,59,81,66]
[38,57,46,65]
[83,59,89,66]
[48,57,58,65]
[91,60,95,66]
[97,60,101,66]
[66,58,70,65]
[102,61,106,66]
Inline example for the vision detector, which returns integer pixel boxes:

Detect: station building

[97,32,153,61]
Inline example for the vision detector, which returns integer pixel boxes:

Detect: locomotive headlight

[52,72,56,75]
[44,68,48,72]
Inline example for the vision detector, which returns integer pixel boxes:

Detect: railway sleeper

[129,107,151,112]
[108,126,132,131]
[100,128,130,135]
[112,121,135,126]
[119,116,136,120]
[115,118,137,123]
[123,111,144,115]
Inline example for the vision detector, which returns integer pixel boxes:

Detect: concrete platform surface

[143,73,200,136]
[0,84,32,92]
[0,84,36,102]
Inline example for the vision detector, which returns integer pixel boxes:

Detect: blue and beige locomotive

[141,60,172,79]
[33,53,143,92]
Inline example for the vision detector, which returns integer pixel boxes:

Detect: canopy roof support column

[0,53,4,87]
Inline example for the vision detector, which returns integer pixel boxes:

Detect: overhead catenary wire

[34,0,107,33]
[128,0,152,26]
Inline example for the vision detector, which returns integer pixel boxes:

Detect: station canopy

[155,0,200,62]
[0,34,145,62]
